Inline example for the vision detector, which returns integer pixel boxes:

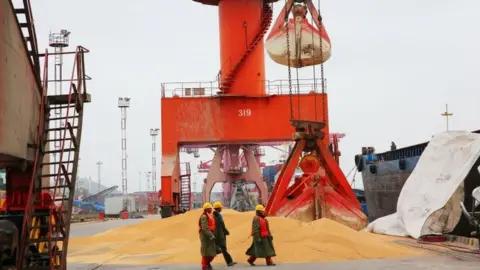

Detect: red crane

[160,0,366,230]
[161,0,321,216]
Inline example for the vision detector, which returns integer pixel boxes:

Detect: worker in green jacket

[199,202,217,270]
[246,204,276,266]
[212,201,237,266]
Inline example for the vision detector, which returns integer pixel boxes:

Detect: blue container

[262,166,277,186]
[360,202,368,216]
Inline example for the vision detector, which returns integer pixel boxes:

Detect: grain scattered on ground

[68,209,426,265]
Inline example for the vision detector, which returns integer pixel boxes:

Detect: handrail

[161,78,327,98]
[17,48,49,269]
[48,46,86,266]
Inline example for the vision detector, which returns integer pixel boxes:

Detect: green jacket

[245,214,276,258]
[213,211,230,247]
[199,213,217,257]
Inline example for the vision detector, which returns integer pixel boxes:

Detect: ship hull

[360,132,480,237]
[0,1,41,166]
[362,156,419,222]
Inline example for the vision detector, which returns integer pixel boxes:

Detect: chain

[285,0,294,120]
[317,0,326,124]
[311,14,318,120]
[294,13,301,119]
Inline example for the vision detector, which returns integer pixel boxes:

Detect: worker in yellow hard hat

[246,204,276,266]
[199,202,217,270]
[212,201,236,266]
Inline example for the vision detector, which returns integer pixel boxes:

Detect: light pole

[49,29,70,189]
[150,128,160,192]
[96,161,102,192]
[145,171,152,192]
[118,97,131,210]
[138,172,142,191]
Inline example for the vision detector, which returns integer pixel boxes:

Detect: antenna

[440,104,453,131]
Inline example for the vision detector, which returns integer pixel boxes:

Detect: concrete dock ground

[68,217,480,269]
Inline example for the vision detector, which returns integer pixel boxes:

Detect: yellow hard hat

[255,204,265,211]
[213,201,223,209]
[203,202,213,209]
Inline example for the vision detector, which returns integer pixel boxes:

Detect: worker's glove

[255,238,262,243]
[226,231,230,236]
[210,235,216,240]
[269,235,273,241]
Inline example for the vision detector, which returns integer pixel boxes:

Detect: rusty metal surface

[0,1,41,164]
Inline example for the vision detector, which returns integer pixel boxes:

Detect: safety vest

[198,213,216,232]
[251,216,270,237]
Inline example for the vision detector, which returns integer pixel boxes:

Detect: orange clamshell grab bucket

[266,139,368,231]
[265,3,332,68]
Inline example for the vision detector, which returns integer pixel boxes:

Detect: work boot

[208,263,213,270]
[247,260,255,266]
[266,258,276,266]
[227,262,237,266]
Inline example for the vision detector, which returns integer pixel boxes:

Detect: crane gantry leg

[202,145,268,206]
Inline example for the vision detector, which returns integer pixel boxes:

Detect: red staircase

[219,2,273,92]
[17,46,91,269]
[180,162,192,211]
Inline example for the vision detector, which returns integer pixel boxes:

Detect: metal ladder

[179,162,192,211]
[11,0,41,76]
[17,47,91,270]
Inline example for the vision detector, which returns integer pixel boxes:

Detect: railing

[52,46,89,206]
[17,47,49,268]
[48,46,89,268]
[161,78,327,98]
[180,162,191,176]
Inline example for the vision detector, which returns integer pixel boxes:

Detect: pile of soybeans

[68,209,425,265]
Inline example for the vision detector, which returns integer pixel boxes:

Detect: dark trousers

[218,245,233,264]
[248,256,273,264]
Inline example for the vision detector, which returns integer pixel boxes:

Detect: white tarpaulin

[366,131,480,239]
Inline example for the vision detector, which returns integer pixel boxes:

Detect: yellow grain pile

[68,209,425,265]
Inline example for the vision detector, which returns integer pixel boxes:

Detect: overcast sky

[29,0,480,192]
